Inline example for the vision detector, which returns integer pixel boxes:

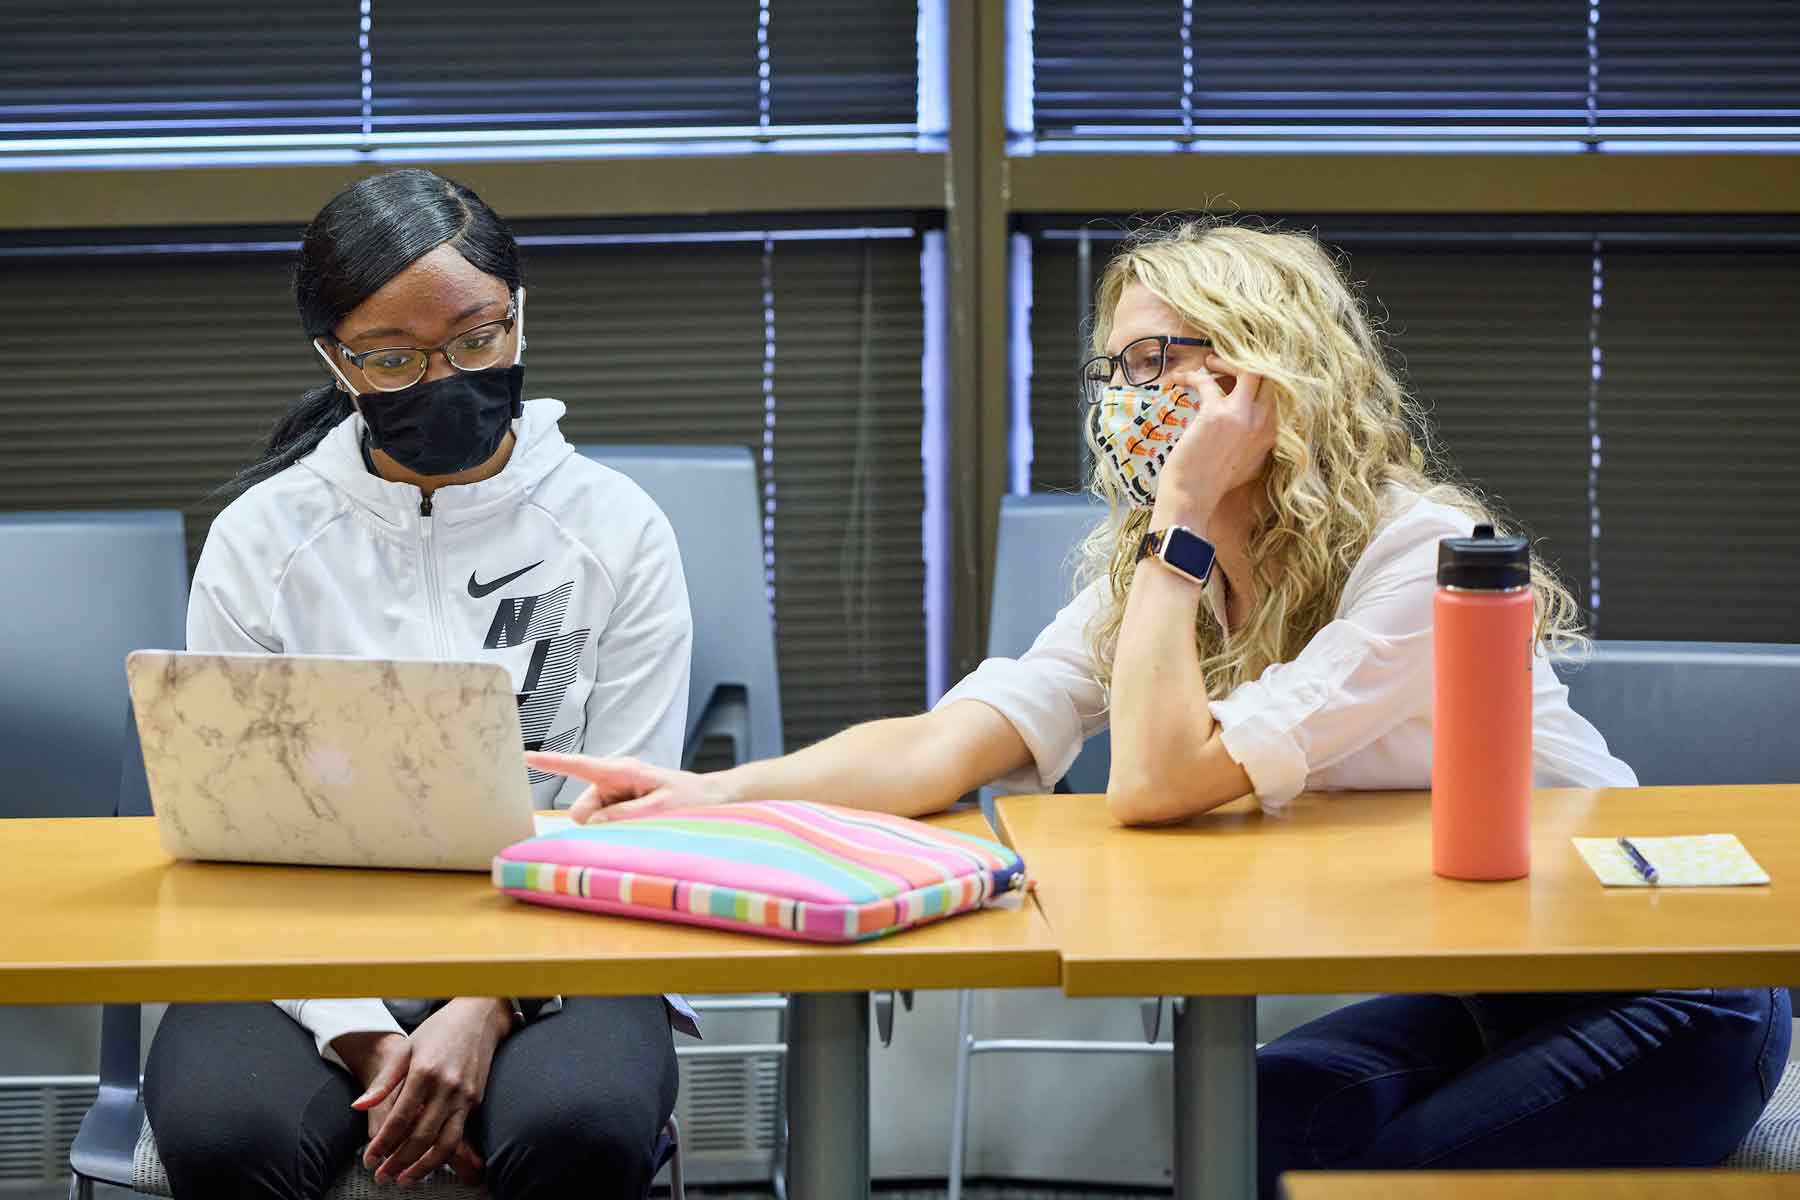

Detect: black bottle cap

[1437,523,1531,590]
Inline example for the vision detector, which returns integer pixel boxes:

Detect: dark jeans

[145,996,678,1200]
[1259,987,1791,1199]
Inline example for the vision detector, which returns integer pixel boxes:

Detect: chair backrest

[988,494,1111,794]
[0,511,187,818]
[577,445,783,767]
[1555,641,1800,786]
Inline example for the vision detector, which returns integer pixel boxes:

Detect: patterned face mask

[1085,380,1200,506]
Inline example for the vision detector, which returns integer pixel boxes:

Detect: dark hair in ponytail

[225,169,524,493]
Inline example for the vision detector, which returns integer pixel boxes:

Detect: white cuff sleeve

[1208,692,1312,813]
[935,670,1085,795]
[933,582,1111,795]
[275,998,405,1069]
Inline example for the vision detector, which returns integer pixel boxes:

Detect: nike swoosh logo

[468,560,544,599]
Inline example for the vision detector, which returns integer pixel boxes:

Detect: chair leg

[772,997,789,1200]
[68,1174,94,1200]
[664,1115,685,1200]
[947,987,976,1200]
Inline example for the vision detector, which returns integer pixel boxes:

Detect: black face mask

[357,364,525,477]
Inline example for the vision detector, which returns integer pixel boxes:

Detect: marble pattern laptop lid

[127,651,535,871]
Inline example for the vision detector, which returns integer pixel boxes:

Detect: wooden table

[3,812,1059,1200]
[1282,1170,1795,1199]
[996,785,1800,1200]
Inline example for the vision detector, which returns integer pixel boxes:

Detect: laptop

[126,651,537,871]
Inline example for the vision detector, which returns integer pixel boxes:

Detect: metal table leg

[784,991,870,1200]
[1173,994,1257,1200]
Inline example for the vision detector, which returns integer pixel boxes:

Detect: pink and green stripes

[493,801,1026,942]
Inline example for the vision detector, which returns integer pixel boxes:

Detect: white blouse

[937,489,1637,809]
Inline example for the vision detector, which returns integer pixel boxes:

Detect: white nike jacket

[187,397,696,1061]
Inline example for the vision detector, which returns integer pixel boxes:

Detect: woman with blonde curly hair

[533,220,1789,1190]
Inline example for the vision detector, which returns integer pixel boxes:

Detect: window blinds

[0,0,920,149]
[1028,0,1800,142]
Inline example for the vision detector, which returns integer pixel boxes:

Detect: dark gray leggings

[144,996,678,1200]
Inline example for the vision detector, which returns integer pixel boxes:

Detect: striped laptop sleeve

[493,801,1028,942]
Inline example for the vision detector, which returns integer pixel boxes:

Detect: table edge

[1059,948,1800,997]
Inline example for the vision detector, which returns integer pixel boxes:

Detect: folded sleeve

[275,998,405,1070]
[1208,509,1459,813]
[934,582,1110,794]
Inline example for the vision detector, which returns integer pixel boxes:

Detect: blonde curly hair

[1078,219,1585,696]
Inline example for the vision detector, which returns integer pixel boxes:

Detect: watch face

[1162,527,1216,582]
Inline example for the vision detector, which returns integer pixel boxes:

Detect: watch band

[1139,524,1217,587]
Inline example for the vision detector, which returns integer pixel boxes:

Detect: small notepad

[1573,835,1770,887]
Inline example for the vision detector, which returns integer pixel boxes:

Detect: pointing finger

[525,753,671,797]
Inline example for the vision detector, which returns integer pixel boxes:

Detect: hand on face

[1099,282,1278,526]
[1153,351,1277,527]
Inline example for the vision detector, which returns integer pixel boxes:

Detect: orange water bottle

[1432,524,1533,881]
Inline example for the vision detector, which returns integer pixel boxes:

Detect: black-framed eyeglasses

[1079,335,1212,407]
[332,296,519,393]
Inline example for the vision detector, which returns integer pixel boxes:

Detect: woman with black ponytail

[144,169,696,1199]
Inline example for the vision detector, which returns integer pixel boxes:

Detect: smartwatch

[1138,524,1217,587]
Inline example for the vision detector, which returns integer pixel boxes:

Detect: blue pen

[1618,837,1659,885]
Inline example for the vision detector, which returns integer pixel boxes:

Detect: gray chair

[1557,640,1800,1171]
[0,512,185,1198]
[0,513,183,1198]
[0,511,188,819]
[953,494,1165,1199]
[1555,641,1800,786]
[581,444,789,1193]
[579,444,784,768]
[978,494,1111,803]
